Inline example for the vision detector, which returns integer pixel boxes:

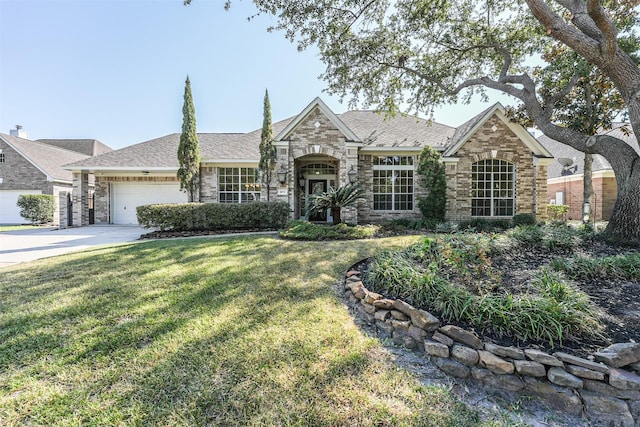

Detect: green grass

[0,224,50,232]
[0,235,507,426]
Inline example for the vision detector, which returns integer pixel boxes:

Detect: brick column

[58,192,68,229]
[72,172,89,226]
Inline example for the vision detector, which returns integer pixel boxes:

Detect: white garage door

[111,183,188,225]
[0,190,42,224]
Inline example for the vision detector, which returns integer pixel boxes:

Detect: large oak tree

[188,0,640,243]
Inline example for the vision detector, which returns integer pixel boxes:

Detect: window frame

[217,167,261,203]
[471,159,516,217]
[372,155,414,211]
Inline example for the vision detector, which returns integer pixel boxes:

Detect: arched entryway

[295,158,339,221]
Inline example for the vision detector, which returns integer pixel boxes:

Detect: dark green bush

[278,219,378,240]
[17,194,55,224]
[417,146,447,222]
[458,218,511,232]
[136,202,290,231]
[512,213,536,226]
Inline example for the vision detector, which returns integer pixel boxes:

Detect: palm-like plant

[306,183,364,225]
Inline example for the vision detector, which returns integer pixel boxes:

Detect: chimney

[10,125,29,139]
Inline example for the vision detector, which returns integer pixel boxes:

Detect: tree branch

[586,0,618,59]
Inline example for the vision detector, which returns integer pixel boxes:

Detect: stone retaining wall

[343,266,640,426]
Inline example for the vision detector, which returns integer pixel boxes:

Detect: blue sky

[0,0,512,149]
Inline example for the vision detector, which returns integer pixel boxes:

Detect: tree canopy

[188,0,640,243]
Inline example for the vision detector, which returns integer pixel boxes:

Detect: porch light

[277,164,288,184]
[298,173,305,188]
[348,165,357,183]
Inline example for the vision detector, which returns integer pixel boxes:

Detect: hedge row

[136,202,291,231]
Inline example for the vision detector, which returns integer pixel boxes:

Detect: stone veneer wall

[356,154,424,223]
[445,117,548,222]
[276,106,359,224]
[343,266,640,426]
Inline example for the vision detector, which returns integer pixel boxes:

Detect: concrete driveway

[0,225,147,268]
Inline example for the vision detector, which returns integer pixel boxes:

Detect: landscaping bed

[361,225,640,356]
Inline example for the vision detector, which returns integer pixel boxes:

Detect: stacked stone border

[343,263,640,426]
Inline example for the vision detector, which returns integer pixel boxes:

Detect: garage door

[0,190,42,224]
[111,183,188,225]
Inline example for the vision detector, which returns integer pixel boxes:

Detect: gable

[442,104,553,159]
[274,97,360,143]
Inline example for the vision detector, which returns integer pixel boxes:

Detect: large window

[218,168,261,203]
[373,155,414,211]
[471,159,515,217]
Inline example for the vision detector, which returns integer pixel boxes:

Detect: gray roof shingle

[0,133,91,182]
[37,139,112,156]
[66,110,456,170]
[338,111,455,149]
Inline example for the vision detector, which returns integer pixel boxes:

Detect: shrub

[136,201,290,231]
[512,213,536,226]
[17,194,55,224]
[279,220,379,240]
[457,218,511,232]
[364,237,602,346]
[551,252,640,281]
[417,146,447,222]
[306,183,363,225]
[547,204,568,221]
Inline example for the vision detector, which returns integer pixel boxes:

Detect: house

[539,125,639,221]
[0,126,112,224]
[64,98,554,226]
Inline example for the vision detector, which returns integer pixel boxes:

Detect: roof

[539,124,640,179]
[37,139,112,156]
[0,133,91,182]
[65,98,548,171]
[338,110,455,149]
[65,117,295,170]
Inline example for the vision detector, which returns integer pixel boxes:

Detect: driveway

[0,225,147,268]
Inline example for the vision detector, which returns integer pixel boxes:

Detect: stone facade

[274,106,359,224]
[444,117,548,222]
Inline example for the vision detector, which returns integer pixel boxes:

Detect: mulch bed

[489,241,640,354]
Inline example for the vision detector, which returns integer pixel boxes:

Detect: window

[218,168,261,203]
[0,153,4,163]
[373,156,414,211]
[471,159,515,216]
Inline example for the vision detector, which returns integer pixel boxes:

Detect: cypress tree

[177,75,201,202]
[259,89,276,201]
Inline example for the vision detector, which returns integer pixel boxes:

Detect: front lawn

[0,235,501,426]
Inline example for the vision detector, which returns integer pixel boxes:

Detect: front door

[308,179,327,221]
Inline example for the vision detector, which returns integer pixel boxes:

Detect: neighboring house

[65,98,554,226]
[539,125,638,221]
[0,126,112,224]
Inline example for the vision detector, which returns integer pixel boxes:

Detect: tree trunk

[583,153,593,223]
[331,207,341,225]
[604,167,640,244]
